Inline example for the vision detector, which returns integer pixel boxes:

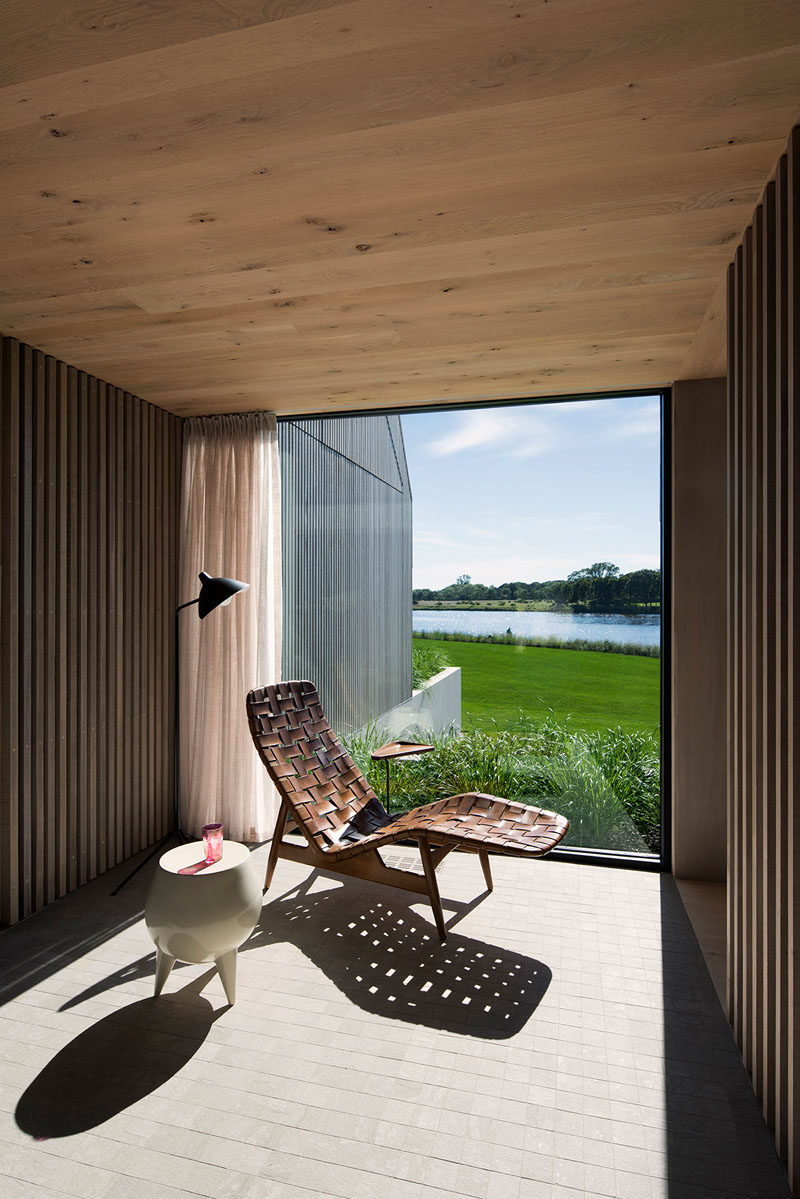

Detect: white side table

[144,841,262,1005]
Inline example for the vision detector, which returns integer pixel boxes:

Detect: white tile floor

[0,844,791,1199]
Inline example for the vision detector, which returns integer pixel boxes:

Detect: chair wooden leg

[419,835,447,943]
[479,849,494,892]
[264,800,289,893]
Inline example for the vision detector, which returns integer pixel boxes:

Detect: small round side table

[370,740,435,810]
[144,841,262,1005]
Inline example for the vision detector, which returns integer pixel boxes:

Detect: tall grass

[413,629,659,658]
[343,713,660,854]
[411,640,450,689]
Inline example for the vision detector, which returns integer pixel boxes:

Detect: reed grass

[343,714,660,854]
[413,629,659,657]
[411,641,450,690]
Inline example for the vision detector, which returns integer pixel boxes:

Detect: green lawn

[426,638,660,735]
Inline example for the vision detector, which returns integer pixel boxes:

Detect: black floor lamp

[112,570,249,894]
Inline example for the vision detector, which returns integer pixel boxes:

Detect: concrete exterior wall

[373,666,461,741]
[671,376,728,883]
[279,414,412,733]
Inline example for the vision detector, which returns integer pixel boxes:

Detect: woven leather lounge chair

[247,680,569,941]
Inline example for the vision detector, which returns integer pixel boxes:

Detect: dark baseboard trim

[547,846,662,871]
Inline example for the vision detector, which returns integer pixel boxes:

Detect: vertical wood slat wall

[0,334,182,927]
[727,125,800,1192]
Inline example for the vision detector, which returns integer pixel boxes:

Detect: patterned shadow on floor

[245,878,551,1038]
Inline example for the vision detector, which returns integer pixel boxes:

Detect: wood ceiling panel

[1,116,772,256]
[2,203,755,320]
[122,335,696,416]
[1,0,799,413]
[4,46,797,230]
[2,0,349,87]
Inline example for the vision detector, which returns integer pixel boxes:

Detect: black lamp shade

[197,571,249,618]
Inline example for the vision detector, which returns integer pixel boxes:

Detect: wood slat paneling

[0,338,20,926]
[775,150,791,1156]
[788,123,800,1193]
[113,385,125,866]
[0,333,182,926]
[761,179,778,1135]
[19,343,34,916]
[55,358,68,899]
[66,363,79,892]
[727,122,800,1195]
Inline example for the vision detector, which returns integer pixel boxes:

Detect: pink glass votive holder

[202,823,223,864]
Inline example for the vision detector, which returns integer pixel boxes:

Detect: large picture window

[279,390,667,866]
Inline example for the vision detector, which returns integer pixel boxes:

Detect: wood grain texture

[727,251,740,1042]
[0,333,182,927]
[788,123,800,1197]
[0,0,798,413]
[761,179,778,1136]
[680,273,727,379]
[0,340,21,925]
[774,151,791,1157]
[727,123,800,1195]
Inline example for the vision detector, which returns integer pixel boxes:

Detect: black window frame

[277,385,672,873]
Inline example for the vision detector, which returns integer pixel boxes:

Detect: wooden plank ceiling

[1,0,799,416]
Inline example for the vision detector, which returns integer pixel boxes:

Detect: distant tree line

[413,563,661,610]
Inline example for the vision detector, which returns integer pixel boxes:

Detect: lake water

[413,609,661,647]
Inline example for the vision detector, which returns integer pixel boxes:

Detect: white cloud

[427,409,555,458]
[608,400,661,440]
[405,396,661,589]
[508,433,556,459]
[551,399,604,415]
[427,410,519,456]
[569,394,656,412]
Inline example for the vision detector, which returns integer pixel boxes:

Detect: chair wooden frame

[247,681,569,941]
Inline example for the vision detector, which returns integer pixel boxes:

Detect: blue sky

[400,396,662,590]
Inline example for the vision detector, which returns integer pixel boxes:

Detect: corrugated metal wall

[726,124,799,1192]
[0,334,182,926]
[278,414,412,732]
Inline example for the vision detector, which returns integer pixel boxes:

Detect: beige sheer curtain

[179,412,281,841]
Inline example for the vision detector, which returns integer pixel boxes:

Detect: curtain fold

[179,412,281,841]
